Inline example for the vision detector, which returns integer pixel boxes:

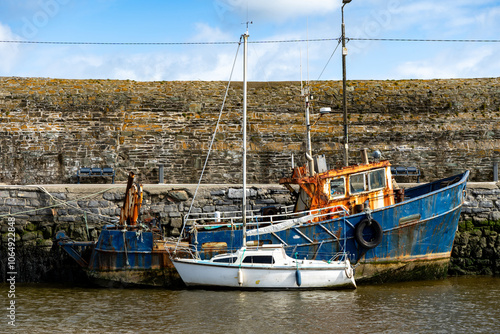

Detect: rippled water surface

[2,276,499,333]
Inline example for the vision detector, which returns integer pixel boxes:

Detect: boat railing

[185,204,349,232]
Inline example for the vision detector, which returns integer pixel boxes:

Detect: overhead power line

[349,38,500,43]
[1,37,500,46]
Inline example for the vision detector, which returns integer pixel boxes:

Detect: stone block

[210,190,226,197]
[168,190,189,202]
[490,211,500,221]
[59,216,77,222]
[479,201,494,208]
[5,198,25,206]
[274,194,291,204]
[29,215,52,222]
[29,199,41,207]
[228,188,257,199]
[216,205,239,212]
[88,200,101,208]
[149,205,165,213]
[171,228,180,237]
[164,204,178,212]
[22,231,37,241]
[203,205,216,213]
[49,193,67,200]
[103,192,117,201]
[215,200,233,206]
[17,192,38,199]
[463,200,478,207]
[170,218,183,228]
[256,199,276,205]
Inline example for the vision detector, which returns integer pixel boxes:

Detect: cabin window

[329,177,345,198]
[369,168,386,190]
[350,173,366,194]
[242,255,275,264]
[213,256,238,263]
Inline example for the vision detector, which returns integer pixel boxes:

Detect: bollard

[158,164,164,184]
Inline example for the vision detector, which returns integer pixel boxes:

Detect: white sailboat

[171,30,357,290]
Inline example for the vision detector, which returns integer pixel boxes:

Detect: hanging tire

[354,218,383,249]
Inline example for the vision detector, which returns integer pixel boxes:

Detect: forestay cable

[174,37,243,252]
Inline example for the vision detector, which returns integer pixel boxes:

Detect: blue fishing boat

[187,164,469,283]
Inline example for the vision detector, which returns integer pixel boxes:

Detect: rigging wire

[0,185,121,221]
[174,35,243,252]
[317,37,342,81]
[1,37,500,46]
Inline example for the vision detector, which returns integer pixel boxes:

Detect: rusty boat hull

[57,229,185,288]
[191,171,469,283]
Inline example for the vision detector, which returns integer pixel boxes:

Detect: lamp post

[342,0,351,167]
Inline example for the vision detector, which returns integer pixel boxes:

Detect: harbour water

[3,276,499,333]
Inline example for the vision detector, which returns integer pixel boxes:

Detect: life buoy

[354,218,383,249]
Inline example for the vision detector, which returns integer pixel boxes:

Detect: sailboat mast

[305,93,314,176]
[242,30,249,247]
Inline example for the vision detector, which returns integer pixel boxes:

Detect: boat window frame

[329,176,346,199]
[368,168,387,191]
[212,256,238,264]
[349,172,367,195]
[242,255,275,264]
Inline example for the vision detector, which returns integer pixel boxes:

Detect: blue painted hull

[192,172,469,281]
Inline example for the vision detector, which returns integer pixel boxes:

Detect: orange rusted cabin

[280,159,397,216]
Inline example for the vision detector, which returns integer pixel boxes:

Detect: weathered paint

[58,228,188,288]
[193,171,469,282]
[280,161,395,215]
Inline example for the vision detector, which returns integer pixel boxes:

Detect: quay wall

[0,77,499,185]
[0,182,499,283]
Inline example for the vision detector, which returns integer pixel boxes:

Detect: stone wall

[450,182,500,276]
[0,77,499,185]
[0,182,499,282]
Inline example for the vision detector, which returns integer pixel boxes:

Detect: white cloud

[190,23,234,42]
[0,23,22,72]
[395,46,499,79]
[214,0,339,22]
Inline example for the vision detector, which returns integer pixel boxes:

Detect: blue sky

[1,0,500,81]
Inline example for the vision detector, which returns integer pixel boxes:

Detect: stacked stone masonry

[0,77,499,185]
[0,182,499,282]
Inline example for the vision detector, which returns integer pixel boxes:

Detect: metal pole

[494,160,499,182]
[242,30,248,247]
[158,164,164,184]
[342,4,349,167]
[305,93,315,175]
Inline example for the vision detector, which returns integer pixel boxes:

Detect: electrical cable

[1,37,499,46]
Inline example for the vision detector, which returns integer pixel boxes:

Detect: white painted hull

[172,259,356,289]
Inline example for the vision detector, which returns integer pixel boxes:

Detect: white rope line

[175,37,243,252]
[0,184,121,222]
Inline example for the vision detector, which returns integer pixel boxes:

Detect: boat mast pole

[342,0,351,167]
[242,29,249,247]
[305,91,315,176]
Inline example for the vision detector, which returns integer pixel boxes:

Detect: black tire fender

[354,218,383,249]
